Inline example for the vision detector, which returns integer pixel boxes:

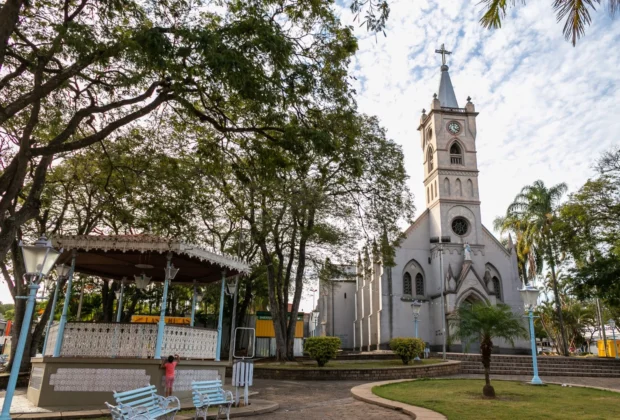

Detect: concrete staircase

[446,353,620,377]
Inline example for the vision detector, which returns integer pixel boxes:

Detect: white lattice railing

[45,322,217,359]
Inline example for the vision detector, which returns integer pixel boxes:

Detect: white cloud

[337,0,620,235]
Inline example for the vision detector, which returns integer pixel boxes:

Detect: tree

[0,0,356,263]
[194,111,414,360]
[500,180,570,356]
[453,303,527,398]
[1,0,368,368]
[555,147,620,305]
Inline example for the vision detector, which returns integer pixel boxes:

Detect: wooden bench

[105,384,180,420]
[192,379,234,420]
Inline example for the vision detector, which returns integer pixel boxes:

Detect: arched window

[450,142,463,165]
[434,180,438,198]
[467,179,474,197]
[444,177,450,195]
[492,276,502,301]
[427,187,430,203]
[415,273,424,296]
[455,178,462,196]
[403,272,412,295]
[427,147,434,172]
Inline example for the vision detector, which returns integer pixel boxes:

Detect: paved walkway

[249,379,410,419]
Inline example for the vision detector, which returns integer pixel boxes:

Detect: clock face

[448,122,461,134]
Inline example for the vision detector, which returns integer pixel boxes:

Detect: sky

[2,1,619,310]
[299,0,620,312]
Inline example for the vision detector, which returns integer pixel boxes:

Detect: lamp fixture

[519,285,540,312]
[165,264,179,280]
[134,273,152,290]
[20,235,62,277]
[55,264,71,278]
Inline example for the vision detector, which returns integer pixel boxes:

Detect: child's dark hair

[168,355,174,363]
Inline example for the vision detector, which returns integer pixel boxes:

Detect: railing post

[116,278,125,323]
[155,254,173,360]
[190,281,197,327]
[215,270,227,362]
[42,274,62,355]
[53,251,77,357]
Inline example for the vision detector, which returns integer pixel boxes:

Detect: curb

[351,379,446,419]
[12,399,279,420]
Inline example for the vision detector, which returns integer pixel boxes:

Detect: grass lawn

[373,379,620,420]
[256,359,444,369]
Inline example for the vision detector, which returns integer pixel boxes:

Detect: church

[347,46,528,354]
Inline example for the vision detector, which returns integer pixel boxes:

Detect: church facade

[352,48,528,353]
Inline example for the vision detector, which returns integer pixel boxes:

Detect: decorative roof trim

[52,235,251,274]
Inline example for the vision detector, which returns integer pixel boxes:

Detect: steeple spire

[435,44,459,108]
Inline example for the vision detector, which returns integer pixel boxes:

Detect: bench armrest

[223,390,234,404]
[156,395,180,411]
[194,391,211,408]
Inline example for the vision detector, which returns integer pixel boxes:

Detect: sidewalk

[0,388,277,419]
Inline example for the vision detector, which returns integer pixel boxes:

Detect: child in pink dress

[161,354,180,397]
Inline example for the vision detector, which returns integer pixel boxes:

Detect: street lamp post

[0,236,61,420]
[609,320,618,359]
[519,284,543,385]
[412,300,422,362]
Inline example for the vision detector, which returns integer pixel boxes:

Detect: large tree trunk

[480,336,495,398]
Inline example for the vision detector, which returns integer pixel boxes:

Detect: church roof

[437,64,459,108]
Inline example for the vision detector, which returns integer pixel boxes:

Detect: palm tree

[453,303,527,398]
[479,0,620,46]
[494,214,543,284]
[504,180,569,355]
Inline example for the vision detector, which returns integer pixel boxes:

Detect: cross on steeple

[435,44,452,66]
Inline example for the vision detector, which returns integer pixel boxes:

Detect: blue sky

[301,0,620,312]
[334,0,619,228]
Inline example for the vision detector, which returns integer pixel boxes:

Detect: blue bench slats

[106,384,180,420]
[192,379,233,420]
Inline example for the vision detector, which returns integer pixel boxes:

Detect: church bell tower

[417,45,483,247]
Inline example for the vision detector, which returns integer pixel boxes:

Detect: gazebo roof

[53,235,250,285]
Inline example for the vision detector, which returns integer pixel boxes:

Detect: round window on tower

[451,217,469,236]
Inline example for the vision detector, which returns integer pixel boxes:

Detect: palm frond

[553,0,598,46]
[479,0,525,29]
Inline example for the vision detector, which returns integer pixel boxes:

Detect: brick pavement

[248,379,410,419]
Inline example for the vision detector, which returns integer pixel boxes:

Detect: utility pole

[596,298,608,357]
[431,236,450,360]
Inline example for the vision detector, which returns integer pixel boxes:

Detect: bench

[192,379,234,420]
[106,384,180,420]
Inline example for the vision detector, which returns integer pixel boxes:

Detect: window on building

[450,142,463,165]
[493,276,502,301]
[403,272,412,295]
[427,147,434,172]
[415,273,424,296]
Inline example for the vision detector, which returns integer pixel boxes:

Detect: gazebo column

[190,280,197,327]
[215,270,227,362]
[53,250,77,357]
[155,253,174,359]
[115,278,125,323]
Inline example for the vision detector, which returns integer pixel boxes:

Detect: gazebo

[27,235,250,408]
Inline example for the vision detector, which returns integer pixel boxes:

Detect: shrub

[390,337,425,365]
[304,337,341,367]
